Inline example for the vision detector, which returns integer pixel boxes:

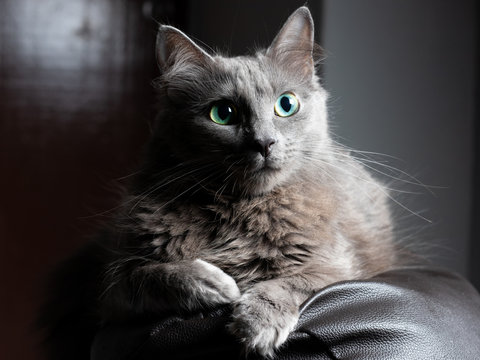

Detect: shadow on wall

[187,0,322,55]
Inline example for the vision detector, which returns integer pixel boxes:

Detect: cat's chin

[244,167,290,196]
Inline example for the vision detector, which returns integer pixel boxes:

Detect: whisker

[151,172,220,216]
[128,162,218,214]
[301,152,432,223]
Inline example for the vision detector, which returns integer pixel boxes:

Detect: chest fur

[143,185,338,287]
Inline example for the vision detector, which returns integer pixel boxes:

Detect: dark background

[0,1,477,359]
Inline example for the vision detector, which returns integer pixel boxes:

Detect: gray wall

[321,0,476,276]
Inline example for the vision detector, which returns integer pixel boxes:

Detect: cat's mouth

[262,162,281,172]
[250,159,282,174]
[227,155,283,186]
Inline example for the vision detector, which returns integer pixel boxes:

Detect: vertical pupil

[280,96,292,112]
[218,104,231,120]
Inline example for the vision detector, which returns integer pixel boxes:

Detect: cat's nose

[254,138,276,158]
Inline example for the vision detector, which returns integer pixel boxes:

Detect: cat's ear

[156,25,214,72]
[266,7,315,79]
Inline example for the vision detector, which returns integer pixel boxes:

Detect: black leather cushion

[91,267,480,359]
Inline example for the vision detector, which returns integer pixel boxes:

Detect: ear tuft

[266,7,315,80]
[156,25,213,72]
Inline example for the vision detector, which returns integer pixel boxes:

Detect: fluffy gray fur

[41,7,399,359]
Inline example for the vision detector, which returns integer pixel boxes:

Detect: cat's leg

[228,275,316,358]
[103,259,240,318]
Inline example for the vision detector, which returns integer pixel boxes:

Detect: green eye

[274,92,299,117]
[209,101,236,125]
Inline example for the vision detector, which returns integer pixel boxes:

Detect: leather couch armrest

[92,267,480,360]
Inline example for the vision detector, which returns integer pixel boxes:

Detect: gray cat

[41,6,398,359]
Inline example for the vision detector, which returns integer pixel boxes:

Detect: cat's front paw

[183,259,241,311]
[228,291,299,358]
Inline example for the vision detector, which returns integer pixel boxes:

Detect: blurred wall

[0,1,182,359]
[321,0,477,278]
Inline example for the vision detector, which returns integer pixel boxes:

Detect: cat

[40,6,398,359]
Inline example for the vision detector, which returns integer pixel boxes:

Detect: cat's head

[152,7,329,197]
